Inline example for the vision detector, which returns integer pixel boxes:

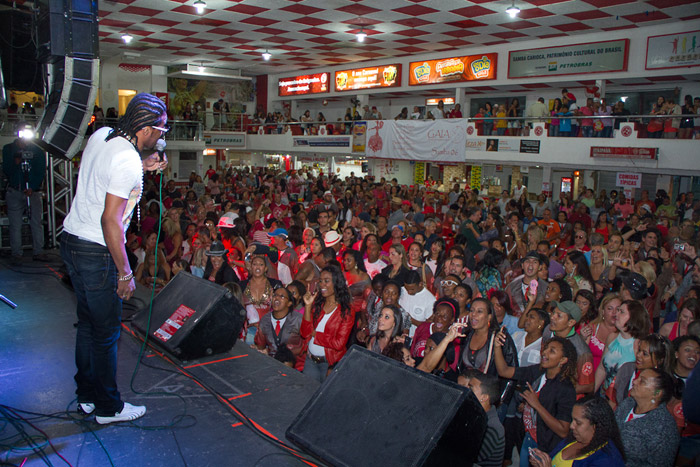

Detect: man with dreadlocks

[60,93,168,424]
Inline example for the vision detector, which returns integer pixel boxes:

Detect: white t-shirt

[308,309,335,357]
[365,258,388,279]
[63,127,143,246]
[399,286,436,337]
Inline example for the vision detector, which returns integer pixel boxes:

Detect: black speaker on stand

[286,346,488,467]
[35,0,99,161]
[132,273,247,361]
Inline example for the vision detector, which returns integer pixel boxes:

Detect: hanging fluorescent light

[193,0,206,14]
[122,33,133,44]
[356,28,367,43]
[262,49,271,61]
[506,1,520,17]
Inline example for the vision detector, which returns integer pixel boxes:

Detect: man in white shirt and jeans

[399,270,436,337]
[60,93,168,425]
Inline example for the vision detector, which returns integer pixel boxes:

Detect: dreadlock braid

[106,93,166,148]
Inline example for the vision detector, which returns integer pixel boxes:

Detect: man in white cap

[321,191,336,212]
[324,230,342,261]
[268,228,297,285]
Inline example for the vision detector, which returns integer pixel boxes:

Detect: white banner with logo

[365,120,466,163]
[616,172,642,188]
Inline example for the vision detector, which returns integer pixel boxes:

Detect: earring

[651,398,656,404]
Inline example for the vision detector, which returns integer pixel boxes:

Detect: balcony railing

[1,111,697,141]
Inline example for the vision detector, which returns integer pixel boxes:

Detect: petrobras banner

[365,120,466,163]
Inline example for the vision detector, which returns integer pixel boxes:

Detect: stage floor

[0,252,322,467]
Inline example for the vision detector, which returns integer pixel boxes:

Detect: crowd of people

[128,164,700,466]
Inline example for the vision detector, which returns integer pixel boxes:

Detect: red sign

[409,53,497,85]
[590,147,658,160]
[334,64,401,92]
[155,92,169,110]
[278,72,330,96]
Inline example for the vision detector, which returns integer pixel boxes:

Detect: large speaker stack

[35,0,99,160]
[286,346,488,466]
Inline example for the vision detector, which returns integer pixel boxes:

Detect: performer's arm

[102,193,135,300]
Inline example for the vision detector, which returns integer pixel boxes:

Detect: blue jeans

[497,127,506,136]
[519,432,537,467]
[303,355,329,383]
[60,233,124,416]
[581,126,593,137]
[6,187,44,257]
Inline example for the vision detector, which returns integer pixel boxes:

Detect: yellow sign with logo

[414,162,425,184]
[470,165,482,191]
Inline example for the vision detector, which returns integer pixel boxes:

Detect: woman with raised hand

[493,333,578,467]
[301,265,355,383]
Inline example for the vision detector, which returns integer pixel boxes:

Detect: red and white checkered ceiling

[100,0,700,76]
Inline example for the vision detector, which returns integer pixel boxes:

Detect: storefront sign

[616,172,642,188]
[646,30,700,70]
[298,155,329,163]
[293,136,351,148]
[334,64,401,92]
[203,132,245,148]
[409,53,497,85]
[508,39,629,78]
[520,140,541,154]
[590,146,658,160]
[365,120,467,163]
[426,98,455,106]
[278,72,330,96]
[352,122,367,153]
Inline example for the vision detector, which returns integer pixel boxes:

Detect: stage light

[356,28,367,43]
[122,33,133,44]
[262,50,271,61]
[193,0,206,14]
[18,124,35,140]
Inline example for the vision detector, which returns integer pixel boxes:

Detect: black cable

[170,429,188,467]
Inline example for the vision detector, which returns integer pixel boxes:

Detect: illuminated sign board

[426,98,455,106]
[278,72,330,96]
[409,53,497,85]
[334,64,401,92]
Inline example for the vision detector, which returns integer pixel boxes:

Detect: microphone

[155,139,166,162]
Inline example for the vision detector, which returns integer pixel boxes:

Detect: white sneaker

[78,402,95,415]
[95,402,146,425]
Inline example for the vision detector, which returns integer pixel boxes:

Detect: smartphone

[529,279,538,295]
[674,244,685,251]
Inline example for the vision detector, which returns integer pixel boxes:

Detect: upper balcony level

[1,111,697,176]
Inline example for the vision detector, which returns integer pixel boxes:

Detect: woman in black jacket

[493,334,578,467]
[459,298,519,407]
[202,241,237,285]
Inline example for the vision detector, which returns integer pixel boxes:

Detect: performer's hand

[143,152,168,172]
[117,277,136,301]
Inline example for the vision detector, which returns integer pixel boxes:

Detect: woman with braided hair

[61,93,168,424]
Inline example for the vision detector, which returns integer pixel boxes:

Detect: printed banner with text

[365,120,466,163]
[508,39,628,78]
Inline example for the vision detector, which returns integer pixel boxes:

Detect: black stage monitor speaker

[132,272,246,361]
[286,346,487,467]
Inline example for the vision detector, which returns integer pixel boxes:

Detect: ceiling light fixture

[356,28,367,43]
[121,33,133,44]
[506,1,520,18]
[198,62,205,72]
[193,0,206,14]
[262,49,271,61]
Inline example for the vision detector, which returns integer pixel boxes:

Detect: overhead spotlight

[262,49,271,61]
[356,28,367,43]
[193,0,206,14]
[506,1,520,18]
[121,33,133,44]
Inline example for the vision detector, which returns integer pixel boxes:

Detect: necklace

[245,280,273,308]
